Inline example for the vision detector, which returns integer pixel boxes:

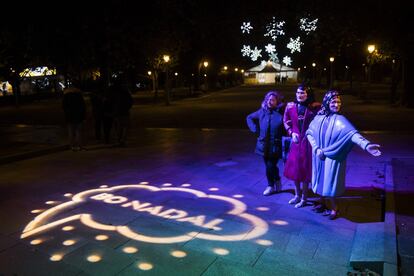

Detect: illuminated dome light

[87,255,101,263]
[62,240,76,246]
[213,248,229,255]
[161,183,173,187]
[137,262,153,270]
[64,193,73,197]
[50,254,63,262]
[62,226,75,231]
[256,207,270,211]
[95,235,109,241]
[233,194,244,198]
[30,239,43,245]
[272,220,289,226]
[45,201,57,205]
[139,181,149,185]
[99,185,108,188]
[123,247,138,254]
[181,184,191,187]
[209,187,219,191]
[256,239,273,246]
[31,209,44,214]
[170,250,187,258]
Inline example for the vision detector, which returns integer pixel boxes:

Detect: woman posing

[247,91,285,196]
[283,85,320,208]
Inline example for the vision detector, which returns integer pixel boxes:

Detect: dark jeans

[263,156,280,187]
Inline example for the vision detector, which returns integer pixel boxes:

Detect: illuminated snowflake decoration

[282,56,292,66]
[287,37,304,53]
[241,45,252,57]
[241,22,253,34]
[269,53,279,62]
[264,44,276,55]
[250,47,262,61]
[264,17,285,41]
[299,18,318,34]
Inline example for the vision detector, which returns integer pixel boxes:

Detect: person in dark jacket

[89,82,105,141]
[247,90,285,196]
[111,78,133,147]
[62,84,86,151]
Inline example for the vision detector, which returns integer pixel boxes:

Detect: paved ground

[0,83,413,275]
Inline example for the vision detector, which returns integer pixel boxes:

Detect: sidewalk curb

[0,144,69,165]
[349,163,398,275]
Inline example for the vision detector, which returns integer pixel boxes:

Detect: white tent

[244,60,298,84]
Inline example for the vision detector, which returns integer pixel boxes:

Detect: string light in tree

[241,22,253,34]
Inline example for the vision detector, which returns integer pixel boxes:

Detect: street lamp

[367,44,376,55]
[311,63,316,83]
[222,66,228,87]
[365,44,376,100]
[198,60,209,91]
[163,55,171,105]
[329,57,334,88]
[367,45,375,84]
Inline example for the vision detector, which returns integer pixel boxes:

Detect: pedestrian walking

[62,81,86,151]
[283,85,320,208]
[247,90,285,196]
[111,77,133,147]
[89,87,105,141]
[306,90,381,219]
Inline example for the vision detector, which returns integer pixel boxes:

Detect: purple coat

[283,102,320,182]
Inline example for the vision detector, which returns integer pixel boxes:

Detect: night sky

[0,0,412,80]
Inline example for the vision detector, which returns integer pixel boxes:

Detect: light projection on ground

[21,182,269,245]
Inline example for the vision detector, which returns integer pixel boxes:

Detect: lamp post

[367,44,375,85]
[163,54,171,105]
[197,60,208,91]
[203,61,209,91]
[312,62,316,84]
[329,57,334,89]
[223,66,228,87]
[365,44,376,100]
